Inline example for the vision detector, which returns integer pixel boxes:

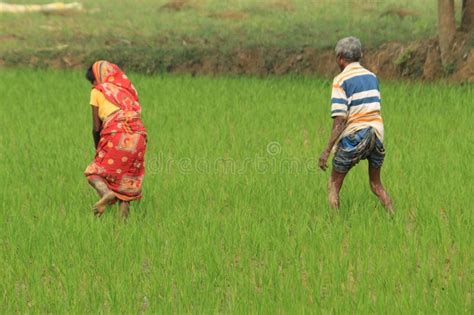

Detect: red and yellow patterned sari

[84,61,147,201]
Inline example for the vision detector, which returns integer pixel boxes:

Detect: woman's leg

[88,176,110,197]
[119,201,130,218]
[88,176,117,216]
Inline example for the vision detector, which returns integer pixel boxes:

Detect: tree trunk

[462,0,474,32]
[438,0,457,67]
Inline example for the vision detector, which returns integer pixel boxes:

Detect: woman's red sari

[84,61,147,201]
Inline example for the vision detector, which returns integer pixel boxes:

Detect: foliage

[0,69,471,313]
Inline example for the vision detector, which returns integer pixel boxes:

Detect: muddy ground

[0,36,473,83]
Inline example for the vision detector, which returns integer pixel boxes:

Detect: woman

[84,61,147,217]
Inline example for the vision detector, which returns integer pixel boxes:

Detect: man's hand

[319,116,346,171]
[319,149,330,171]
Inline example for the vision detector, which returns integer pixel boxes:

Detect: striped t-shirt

[330,62,384,142]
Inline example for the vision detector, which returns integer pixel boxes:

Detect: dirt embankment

[0,37,473,82]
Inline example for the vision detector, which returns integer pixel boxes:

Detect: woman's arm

[91,106,102,149]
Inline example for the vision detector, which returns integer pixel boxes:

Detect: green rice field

[0,69,472,313]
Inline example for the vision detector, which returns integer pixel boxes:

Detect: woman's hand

[91,106,102,149]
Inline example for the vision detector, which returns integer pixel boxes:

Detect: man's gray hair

[335,37,362,61]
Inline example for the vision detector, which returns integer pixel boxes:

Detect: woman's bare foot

[93,192,117,216]
[119,201,130,219]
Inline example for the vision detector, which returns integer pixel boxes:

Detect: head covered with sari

[91,60,141,113]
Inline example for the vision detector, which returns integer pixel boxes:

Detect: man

[318,37,394,214]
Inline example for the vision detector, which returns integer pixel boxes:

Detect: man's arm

[91,106,102,149]
[319,116,346,171]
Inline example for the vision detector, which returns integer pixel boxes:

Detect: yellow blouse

[90,88,120,120]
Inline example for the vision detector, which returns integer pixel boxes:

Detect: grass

[0,0,465,66]
[0,69,472,313]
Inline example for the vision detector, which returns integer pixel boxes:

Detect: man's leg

[328,169,347,209]
[368,165,394,215]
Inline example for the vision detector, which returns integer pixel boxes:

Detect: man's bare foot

[328,170,346,210]
[93,192,117,216]
[328,194,340,209]
[119,201,130,219]
[369,166,394,216]
[386,203,395,216]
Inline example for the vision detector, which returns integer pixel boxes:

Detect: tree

[461,0,474,32]
[438,0,457,67]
